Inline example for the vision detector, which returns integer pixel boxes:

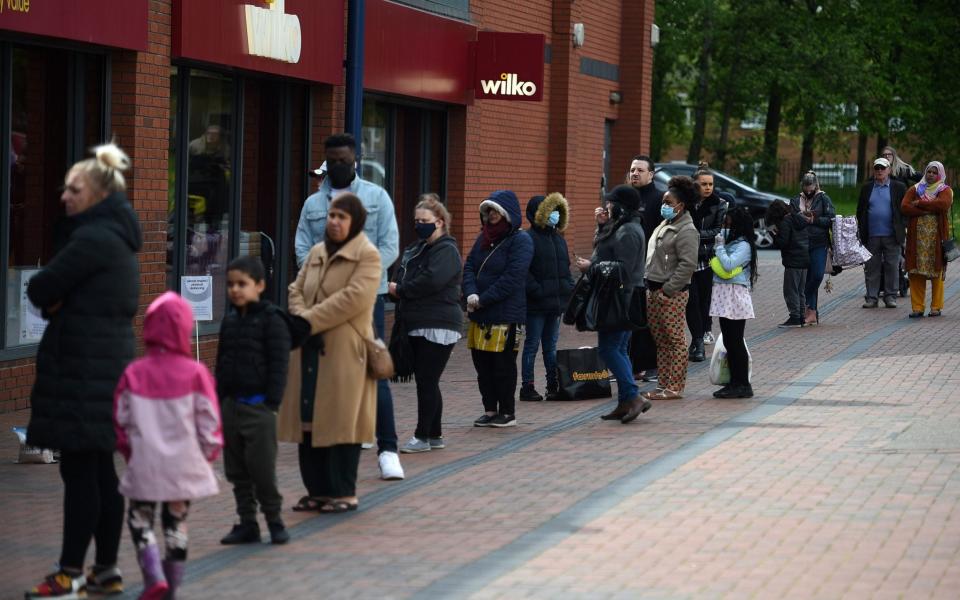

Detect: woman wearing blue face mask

[388,194,463,453]
[642,176,700,400]
[519,193,575,401]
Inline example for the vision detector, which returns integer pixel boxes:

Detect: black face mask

[327,162,355,189]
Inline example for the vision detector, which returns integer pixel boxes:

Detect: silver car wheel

[754,217,774,249]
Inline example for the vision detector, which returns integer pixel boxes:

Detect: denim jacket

[712,238,752,288]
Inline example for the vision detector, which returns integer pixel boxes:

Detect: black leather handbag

[582,262,646,332]
[562,273,593,327]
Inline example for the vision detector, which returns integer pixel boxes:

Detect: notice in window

[18,269,47,344]
[180,275,214,321]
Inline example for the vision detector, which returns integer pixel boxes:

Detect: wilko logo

[244,0,302,64]
[479,73,538,97]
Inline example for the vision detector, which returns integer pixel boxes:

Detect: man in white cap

[856,156,907,308]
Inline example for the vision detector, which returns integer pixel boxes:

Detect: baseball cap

[309,160,328,177]
[873,157,890,168]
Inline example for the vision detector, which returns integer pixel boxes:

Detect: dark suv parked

[653,162,790,248]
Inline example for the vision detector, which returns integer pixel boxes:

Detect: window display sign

[174,0,343,84]
[180,276,214,322]
[18,269,47,344]
[0,0,148,51]
[473,32,545,102]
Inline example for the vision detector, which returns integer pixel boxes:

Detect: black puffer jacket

[26,192,142,452]
[216,301,291,410]
[789,190,836,249]
[394,235,463,332]
[525,193,575,314]
[691,193,729,262]
[771,212,810,268]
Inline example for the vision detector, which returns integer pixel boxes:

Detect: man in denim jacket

[294,132,404,481]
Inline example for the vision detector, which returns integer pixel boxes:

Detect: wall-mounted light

[572,23,585,48]
[609,91,623,105]
[651,24,660,47]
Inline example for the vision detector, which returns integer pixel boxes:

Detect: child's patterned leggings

[127,500,190,560]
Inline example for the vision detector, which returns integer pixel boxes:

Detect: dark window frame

[0,40,110,359]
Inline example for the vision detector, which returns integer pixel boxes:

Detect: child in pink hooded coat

[113,292,222,599]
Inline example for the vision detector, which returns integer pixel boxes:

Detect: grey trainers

[883,296,897,308]
[400,436,431,453]
[429,437,445,449]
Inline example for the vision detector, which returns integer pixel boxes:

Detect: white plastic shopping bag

[709,334,752,385]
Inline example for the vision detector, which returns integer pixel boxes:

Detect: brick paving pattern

[2,254,959,599]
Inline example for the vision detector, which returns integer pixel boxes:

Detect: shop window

[2,45,105,351]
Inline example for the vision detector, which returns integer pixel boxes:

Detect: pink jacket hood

[144,291,194,356]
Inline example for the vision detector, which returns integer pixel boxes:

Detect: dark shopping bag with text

[555,347,612,400]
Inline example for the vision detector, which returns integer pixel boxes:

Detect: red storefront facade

[0,0,655,412]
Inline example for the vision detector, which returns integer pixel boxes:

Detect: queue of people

[22,135,952,598]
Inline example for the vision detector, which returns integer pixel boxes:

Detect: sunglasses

[874,165,887,171]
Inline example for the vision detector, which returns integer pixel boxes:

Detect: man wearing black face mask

[294,133,404,481]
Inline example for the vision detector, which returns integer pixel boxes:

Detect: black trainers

[777,317,804,328]
[268,521,290,545]
[489,414,517,427]
[474,414,496,427]
[220,521,261,545]
[518,383,543,401]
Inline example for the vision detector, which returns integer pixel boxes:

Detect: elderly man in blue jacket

[294,133,403,481]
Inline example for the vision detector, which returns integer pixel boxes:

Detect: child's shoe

[85,564,123,595]
[137,544,169,600]
[25,570,86,599]
[267,520,290,545]
[220,521,261,544]
[161,560,185,600]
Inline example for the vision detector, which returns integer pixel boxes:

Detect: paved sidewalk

[2,254,959,599]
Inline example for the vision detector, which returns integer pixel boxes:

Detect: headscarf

[916,161,948,201]
[324,193,367,255]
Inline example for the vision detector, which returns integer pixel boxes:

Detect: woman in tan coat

[278,193,381,513]
[901,161,954,318]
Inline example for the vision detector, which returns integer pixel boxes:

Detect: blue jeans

[373,295,398,454]
[805,245,828,311]
[521,313,560,386]
[597,330,639,402]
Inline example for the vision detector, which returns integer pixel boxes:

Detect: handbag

[582,261,646,332]
[555,347,612,400]
[943,238,960,263]
[562,273,592,326]
[388,310,415,382]
[351,323,395,380]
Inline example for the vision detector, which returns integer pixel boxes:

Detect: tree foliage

[650,0,960,184]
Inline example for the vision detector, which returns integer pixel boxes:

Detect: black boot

[620,396,653,424]
[544,379,560,401]
[689,338,705,362]
[519,383,544,401]
[220,521,261,545]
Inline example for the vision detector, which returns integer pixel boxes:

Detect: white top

[408,328,461,346]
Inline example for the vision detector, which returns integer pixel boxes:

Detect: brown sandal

[318,499,358,513]
[642,388,683,400]
[292,496,329,512]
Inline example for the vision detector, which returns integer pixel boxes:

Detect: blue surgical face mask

[660,204,676,221]
[547,211,560,227]
[414,222,437,240]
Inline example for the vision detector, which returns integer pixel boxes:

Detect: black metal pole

[344,0,365,150]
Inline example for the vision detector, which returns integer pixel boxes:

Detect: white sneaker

[378,451,405,480]
[361,442,374,449]
[703,331,715,345]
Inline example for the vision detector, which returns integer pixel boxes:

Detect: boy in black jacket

[766,200,810,328]
[216,256,291,545]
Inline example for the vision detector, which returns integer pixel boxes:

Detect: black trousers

[471,325,519,416]
[718,317,749,386]
[59,450,125,570]
[410,336,455,440]
[686,268,714,339]
[298,433,362,498]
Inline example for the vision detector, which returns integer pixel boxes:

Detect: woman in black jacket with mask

[790,171,836,325]
[390,194,463,453]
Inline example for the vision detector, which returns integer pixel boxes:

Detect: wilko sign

[480,73,538,97]
[244,0,302,63]
[473,32,545,102]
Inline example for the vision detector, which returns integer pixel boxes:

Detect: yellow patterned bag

[466,322,521,352]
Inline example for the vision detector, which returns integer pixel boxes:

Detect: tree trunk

[758,80,782,191]
[857,132,868,183]
[799,107,816,177]
[686,8,714,164]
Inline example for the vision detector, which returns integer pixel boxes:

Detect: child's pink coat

[114,292,222,501]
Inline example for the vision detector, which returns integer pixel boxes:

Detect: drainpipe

[345,0,365,150]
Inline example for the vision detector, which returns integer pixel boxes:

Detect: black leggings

[410,336,455,440]
[59,450,125,570]
[718,318,749,386]
[686,269,714,339]
[127,501,190,561]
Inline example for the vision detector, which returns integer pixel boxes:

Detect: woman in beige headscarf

[901,161,953,318]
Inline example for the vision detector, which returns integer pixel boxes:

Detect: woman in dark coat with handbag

[790,171,836,325]
[389,194,463,453]
[575,185,649,424]
[25,143,142,598]
[462,190,534,428]
[519,192,575,401]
